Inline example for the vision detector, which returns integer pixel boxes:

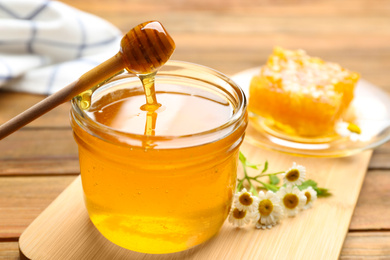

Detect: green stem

[236,178,245,191]
[237,155,282,195]
[258,180,280,192]
[249,182,258,196]
[253,171,284,179]
[252,179,265,185]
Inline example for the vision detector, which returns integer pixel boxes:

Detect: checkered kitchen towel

[0,0,122,95]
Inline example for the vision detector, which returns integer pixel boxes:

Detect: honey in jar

[70,61,247,254]
[249,47,360,138]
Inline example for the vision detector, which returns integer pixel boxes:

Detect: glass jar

[70,61,247,254]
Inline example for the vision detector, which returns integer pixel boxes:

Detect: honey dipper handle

[0,53,124,140]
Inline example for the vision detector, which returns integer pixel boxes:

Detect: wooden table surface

[1,0,390,259]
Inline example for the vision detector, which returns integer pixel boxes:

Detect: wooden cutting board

[19,142,371,260]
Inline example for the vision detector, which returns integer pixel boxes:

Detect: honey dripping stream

[138,71,161,139]
[76,21,175,149]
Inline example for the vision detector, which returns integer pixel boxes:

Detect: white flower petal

[253,190,284,227]
[302,186,318,210]
[278,185,307,217]
[235,189,258,212]
[282,162,306,186]
[228,207,252,228]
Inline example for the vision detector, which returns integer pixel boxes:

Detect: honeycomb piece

[249,47,360,137]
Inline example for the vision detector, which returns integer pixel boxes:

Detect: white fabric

[0,0,122,94]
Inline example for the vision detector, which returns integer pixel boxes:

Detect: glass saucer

[232,67,390,157]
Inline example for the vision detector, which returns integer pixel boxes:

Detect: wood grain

[1,0,389,258]
[369,142,390,169]
[0,167,386,243]
[0,242,18,260]
[0,176,76,239]
[0,167,386,240]
[1,168,387,243]
[341,232,390,259]
[18,144,371,259]
[4,232,390,260]
[0,129,78,176]
[350,170,390,230]
[59,0,390,91]
[0,92,71,128]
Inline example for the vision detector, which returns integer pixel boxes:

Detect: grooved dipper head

[120,21,176,75]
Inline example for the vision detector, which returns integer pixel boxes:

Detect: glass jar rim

[71,60,247,146]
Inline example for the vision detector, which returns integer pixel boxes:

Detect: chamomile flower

[254,191,284,229]
[228,207,251,227]
[234,188,258,213]
[277,185,307,217]
[282,162,306,186]
[302,186,317,210]
[252,191,284,229]
[335,121,370,142]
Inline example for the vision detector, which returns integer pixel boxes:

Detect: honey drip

[120,21,174,142]
[139,72,160,110]
[79,20,175,146]
[144,110,157,136]
[69,21,247,254]
[138,72,161,148]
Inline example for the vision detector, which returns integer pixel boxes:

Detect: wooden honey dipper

[0,21,175,140]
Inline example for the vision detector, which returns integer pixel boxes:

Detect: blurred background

[62,0,390,91]
[1,0,390,258]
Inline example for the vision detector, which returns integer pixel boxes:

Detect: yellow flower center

[347,123,361,134]
[286,169,299,182]
[258,199,274,216]
[232,208,246,219]
[239,193,253,206]
[283,194,299,209]
[305,191,311,205]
